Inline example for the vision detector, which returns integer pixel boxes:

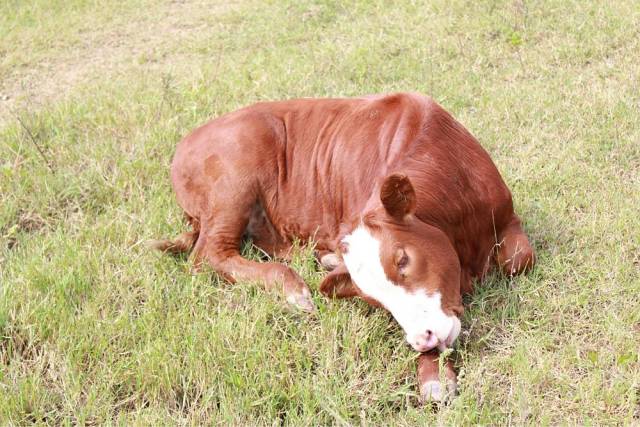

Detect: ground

[1,0,639,424]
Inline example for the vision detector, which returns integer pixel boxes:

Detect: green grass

[1,0,639,424]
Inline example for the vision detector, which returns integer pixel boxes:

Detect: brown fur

[155,92,535,400]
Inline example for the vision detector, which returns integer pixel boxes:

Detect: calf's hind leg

[196,203,316,312]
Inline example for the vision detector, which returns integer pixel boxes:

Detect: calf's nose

[410,329,440,352]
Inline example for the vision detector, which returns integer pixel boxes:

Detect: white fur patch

[342,226,461,351]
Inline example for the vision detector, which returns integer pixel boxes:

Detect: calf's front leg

[417,350,458,403]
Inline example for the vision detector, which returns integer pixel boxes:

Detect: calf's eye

[396,250,409,270]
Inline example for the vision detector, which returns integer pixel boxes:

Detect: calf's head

[321,174,463,352]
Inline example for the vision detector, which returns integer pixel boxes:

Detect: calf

[152,93,535,402]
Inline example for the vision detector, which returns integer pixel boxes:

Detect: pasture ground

[1,0,639,424]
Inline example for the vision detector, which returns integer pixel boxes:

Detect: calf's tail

[148,230,198,255]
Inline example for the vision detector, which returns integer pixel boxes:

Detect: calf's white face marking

[342,226,461,352]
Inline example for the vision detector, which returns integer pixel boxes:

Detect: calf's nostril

[425,329,433,337]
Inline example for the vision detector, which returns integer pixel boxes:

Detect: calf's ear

[380,173,416,220]
[319,264,359,299]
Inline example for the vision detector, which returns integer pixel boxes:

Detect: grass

[1,0,639,424]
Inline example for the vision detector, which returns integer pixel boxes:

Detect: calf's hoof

[319,253,342,271]
[417,351,458,404]
[419,378,458,404]
[286,288,317,313]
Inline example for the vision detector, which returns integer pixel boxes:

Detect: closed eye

[397,253,409,269]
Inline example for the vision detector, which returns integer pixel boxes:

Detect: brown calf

[153,93,535,402]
